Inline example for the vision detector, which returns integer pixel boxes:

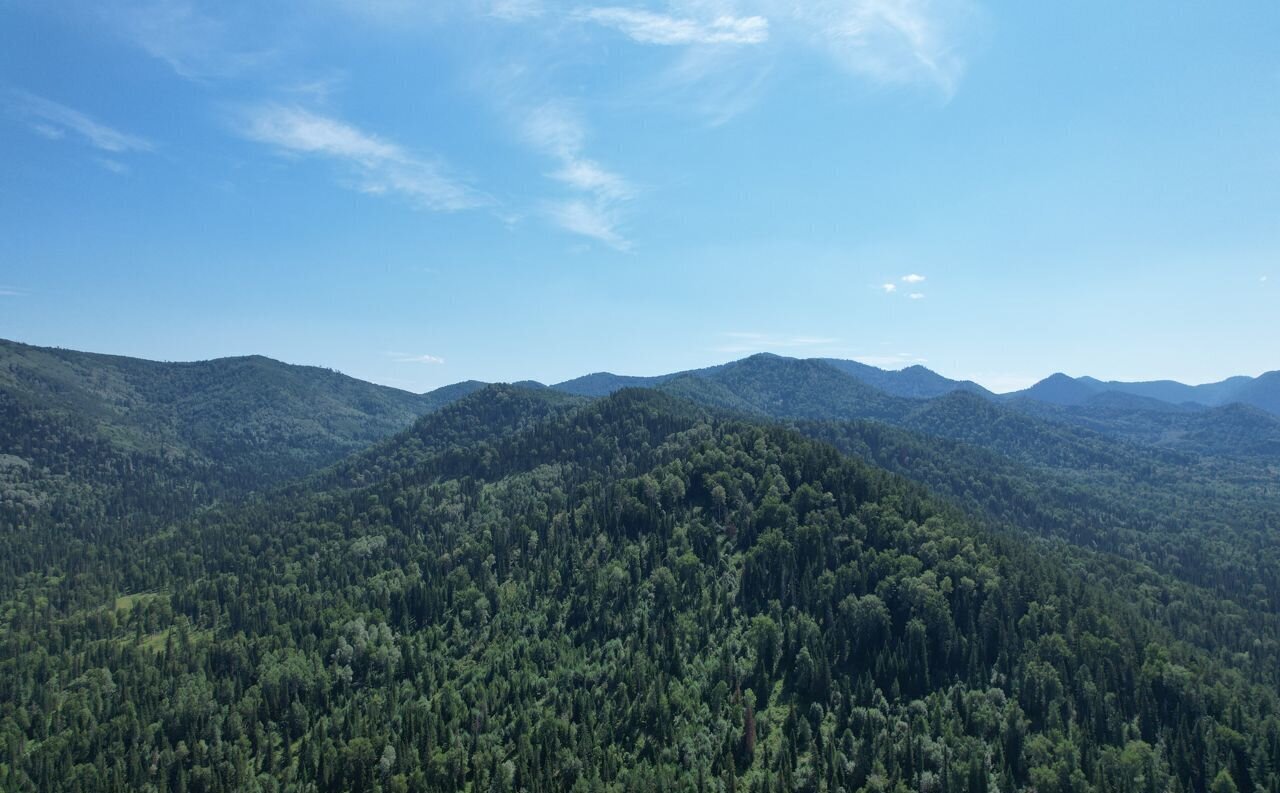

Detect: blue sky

[1,0,1277,393]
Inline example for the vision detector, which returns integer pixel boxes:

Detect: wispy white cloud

[665,46,774,125]
[487,0,544,21]
[580,7,769,45]
[881,282,897,293]
[522,101,633,249]
[237,105,487,212]
[387,351,446,364]
[909,292,925,299]
[8,91,153,153]
[714,331,840,353]
[96,158,131,175]
[901,272,925,283]
[30,123,66,141]
[551,159,634,201]
[109,0,272,80]
[0,286,29,297]
[776,0,975,96]
[546,199,630,250]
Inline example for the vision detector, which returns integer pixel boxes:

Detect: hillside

[1009,394,1280,459]
[0,339,482,592]
[3,386,1278,792]
[633,357,1280,614]
[821,359,993,399]
[0,338,476,478]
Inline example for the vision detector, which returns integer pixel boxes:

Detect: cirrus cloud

[9,90,153,153]
[580,7,769,45]
[387,351,446,364]
[236,104,488,212]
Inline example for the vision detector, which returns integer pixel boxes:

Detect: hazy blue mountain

[1232,370,1280,415]
[1010,390,1280,459]
[1010,370,1280,414]
[1076,374,1255,405]
[1007,372,1106,406]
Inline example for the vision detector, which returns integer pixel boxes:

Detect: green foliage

[3,386,1279,792]
[0,338,486,604]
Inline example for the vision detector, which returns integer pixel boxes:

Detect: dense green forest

[2,345,1279,792]
[0,340,480,600]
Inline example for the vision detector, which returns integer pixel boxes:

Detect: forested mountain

[3,342,1280,793]
[0,338,482,514]
[819,360,992,400]
[552,357,988,402]
[552,371,676,397]
[1011,370,1280,415]
[0,339,482,599]
[1008,396,1280,460]
[3,385,1279,792]
[633,356,1280,614]
[0,339,477,481]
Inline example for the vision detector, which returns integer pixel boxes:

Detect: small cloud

[30,123,66,141]
[96,158,130,175]
[522,101,586,161]
[901,273,926,283]
[909,292,925,299]
[522,102,633,248]
[580,7,769,46]
[1262,275,1270,283]
[786,0,976,97]
[881,283,897,293]
[387,351,445,364]
[109,0,272,81]
[487,0,543,20]
[236,104,488,212]
[0,286,28,297]
[546,199,630,250]
[9,91,153,153]
[550,159,633,201]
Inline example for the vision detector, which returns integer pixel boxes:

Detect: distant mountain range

[5,336,1280,791]
[5,340,1277,476]
[557,356,1279,414]
[1008,370,1280,414]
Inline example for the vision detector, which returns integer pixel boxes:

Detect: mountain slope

[627,356,1280,617]
[658,354,907,422]
[1010,393,1280,459]
[552,370,674,396]
[821,358,993,398]
[1233,370,1280,415]
[3,387,1277,792]
[0,338,484,592]
[552,355,989,401]
[0,338,473,479]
